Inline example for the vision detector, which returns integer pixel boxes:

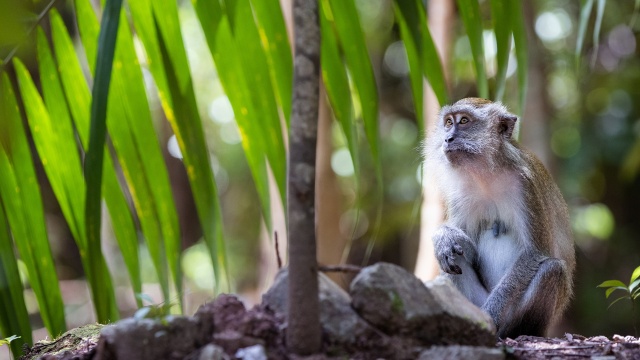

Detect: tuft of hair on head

[454,97,494,107]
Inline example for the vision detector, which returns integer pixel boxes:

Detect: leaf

[631,0,640,27]
[394,0,449,124]
[591,0,606,66]
[628,279,640,293]
[234,0,287,214]
[0,73,67,337]
[193,0,275,234]
[18,32,119,322]
[0,335,21,354]
[457,0,488,98]
[74,0,182,306]
[394,1,423,132]
[35,28,85,240]
[510,0,528,116]
[50,8,143,307]
[419,7,448,107]
[248,0,293,126]
[490,0,511,102]
[84,0,123,321]
[131,0,229,291]
[320,0,358,174]
[608,295,630,309]
[605,286,628,299]
[0,201,30,357]
[327,0,379,166]
[630,265,640,283]
[154,13,229,291]
[597,279,627,288]
[576,0,595,67]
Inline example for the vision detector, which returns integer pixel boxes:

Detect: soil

[20,295,640,360]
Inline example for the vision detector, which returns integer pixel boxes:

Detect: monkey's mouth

[443,145,477,164]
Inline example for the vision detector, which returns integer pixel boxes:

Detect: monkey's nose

[445,136,455,143]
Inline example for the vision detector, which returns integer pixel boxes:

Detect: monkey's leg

[441,254,489,308]
[482,254,568,338]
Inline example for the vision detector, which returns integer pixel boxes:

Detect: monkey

[424,98,575,339]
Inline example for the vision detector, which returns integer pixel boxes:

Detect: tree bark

[287,0,321,354]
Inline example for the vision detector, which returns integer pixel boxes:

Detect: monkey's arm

[433,224,489,307]
[433,224,477,275]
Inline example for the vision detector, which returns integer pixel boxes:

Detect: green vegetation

[598,265,640,335]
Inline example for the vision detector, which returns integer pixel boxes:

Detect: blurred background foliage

[1,0,640,358]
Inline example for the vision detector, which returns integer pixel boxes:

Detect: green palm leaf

[0,201,30,357]
[457,0,488,98]
[510,0,528,115]
[490,0,511,102]
[320,0,359,174]
[49,9,143,307]
[0,73,66,337]
[130,0,228,291]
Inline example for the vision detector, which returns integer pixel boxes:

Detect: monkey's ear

[498,114,518,139]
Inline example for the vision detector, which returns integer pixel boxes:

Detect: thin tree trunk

[521,0,552,169]
[287,0,321,354]
[415,0,454,280]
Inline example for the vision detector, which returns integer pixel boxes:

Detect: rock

[194,294,280,355]
[350,262,495,346]
[350,262,435,335]
[262,268,387,352]
[196,344,229,360]
[195,294,246,335]
[212,330,264,355]
[418,345,505,360]
[93,315,212,360]
[20,324,104,360]
[424,276,497,345]
[235,344,267,360]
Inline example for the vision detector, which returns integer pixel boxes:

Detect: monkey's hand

[433,225,474,275]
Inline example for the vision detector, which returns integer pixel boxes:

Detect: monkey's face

[439,110,485,165]
[435,98,518,168]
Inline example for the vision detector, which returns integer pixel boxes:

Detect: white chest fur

[438,167,529,290]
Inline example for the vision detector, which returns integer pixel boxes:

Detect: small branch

[318,264,362,274]
[0,0,61,72]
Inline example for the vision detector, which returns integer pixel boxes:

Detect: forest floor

[500,334,640,359]
[18,294,640,360]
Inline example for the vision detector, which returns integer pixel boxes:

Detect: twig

[275,232,282,269]
[318,264,362,273]
[0,0,61,72]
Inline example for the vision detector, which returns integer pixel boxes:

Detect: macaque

[425,98,575,338]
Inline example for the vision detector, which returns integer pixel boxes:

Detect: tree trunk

[287,0,321,354]
[414,0,454,280]
[521,1,553,170]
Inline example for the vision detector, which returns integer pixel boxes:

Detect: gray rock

[94,315,213,360]
[424,276,496,345]
[418,345,505,360]
[235,344,267,360]
[262,268,384,350]
[197,344,229,360]
[350,262,495,346]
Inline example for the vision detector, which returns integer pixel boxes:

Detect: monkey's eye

[460,117,469,124]
[445,118,453,127]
